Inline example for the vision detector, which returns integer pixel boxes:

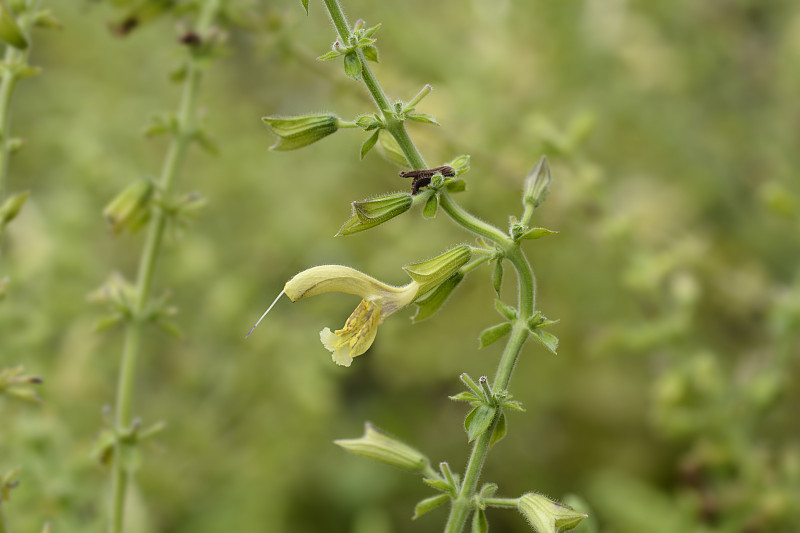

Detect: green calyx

[262,114,341,151]
[517,493,587,533]
[404,245,471,297]
[336,192,413,236]
[103,180,155,235]
[335,422,429,472]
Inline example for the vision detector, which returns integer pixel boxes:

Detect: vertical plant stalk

[0,500,8,533]
[0,0,35,258]
[107,1,220,532]
[320,2,539,532]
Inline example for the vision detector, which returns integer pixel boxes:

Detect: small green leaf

[343,51,361,80]
[317,49,340,61]
[194,130,219,155]
[0,190,29,226]
[32,9,62,29]
[300,0,308,14]
[362,23,382,38]
[412,271,464,322]
[447,154,471,175]
[479,322,512,349]
[530,328,559,355]
[489,413,506,448]
[472,509,488,533]
[414,494,450,519]
[423,477,453,493]
[406,113,439,125]
[465,405,495,442]
[492,260,504,295]
[94,313,125,333]
[0,1,28,50]
[360,130,379,160]
[519,227,558,240]
[449,391,480,403]
[422,193,438,218]
[494,299,517,321]
[362,45,379,63]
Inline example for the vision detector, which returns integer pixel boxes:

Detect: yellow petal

[284,265,415,304]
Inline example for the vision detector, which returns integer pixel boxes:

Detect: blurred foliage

[1,0,799,532]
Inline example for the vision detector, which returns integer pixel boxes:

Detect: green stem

[0,5,33,257]
[0,501,8,533]
[318,3,541,533]
[483,498,520,509]
[107,1,219,531]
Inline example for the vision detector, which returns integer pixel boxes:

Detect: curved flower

[284,266,419,367]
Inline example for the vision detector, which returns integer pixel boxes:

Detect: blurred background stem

[0,0,35,258]
[107,1,219,531]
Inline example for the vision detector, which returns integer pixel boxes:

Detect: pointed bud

[335,422,429,472]
[523,156,551,211]
[103,179,154,235]
[262,114,341,151]
[337,192,413,236]
[0,190,29,226]
[0,0,27,49]
[517,493,587,533]
[403,245,471,297]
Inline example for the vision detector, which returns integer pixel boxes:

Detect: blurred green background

[1,0,799,532]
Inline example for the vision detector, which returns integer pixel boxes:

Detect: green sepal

[317,49,340,61]
[362,45,379,63]
[355,113,382,130]
[530,329,559,355]
[422,193,438,218]
[472,509,488,533]
[523,156,551,210]
[489,413,506,448]
[32,9,61,29]
[404,245,471,296]
[502,399,525,412]
[406,113,439,125]
[343,51,361,80]
[479,483,499,500]
[143,113,177,138]
[103,180,154,236]
[377,130,408,165]
[517,493,587,533]
[459,373,484,397]
[492,260,504,295]
[413,494,450,519]
[337,192,413,236]
[94,313,126,333]
[362,23,381,38]
[0,190,29,226]
[465,404,495,442]
[479,322,512,349]
[449,391,480,403]
[495,299,517,321]
[447,154,471,175]
[300,0,308,14]
[262,114,340,151]
[424,477,453,493]
[519,227,558,240]
[447,179,467,193]
[412,271,464,322]
[0,1,27,50]
[360,130,379,159]
[334,422,429,472]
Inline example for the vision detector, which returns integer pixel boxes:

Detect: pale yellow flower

[284,265,419,367]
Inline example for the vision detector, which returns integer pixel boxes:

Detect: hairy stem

[319,3,540,533]
[107,1,220,531]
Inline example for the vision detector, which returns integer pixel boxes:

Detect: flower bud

[337,192,413,236]
[523,156,551,211]
[403,245,471,297]
[262,114,341,151]
[334,422,429,472]
[517,493,587,533]
[0,190,29,227]
[0,0,27,50]
[103,179,154,235]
